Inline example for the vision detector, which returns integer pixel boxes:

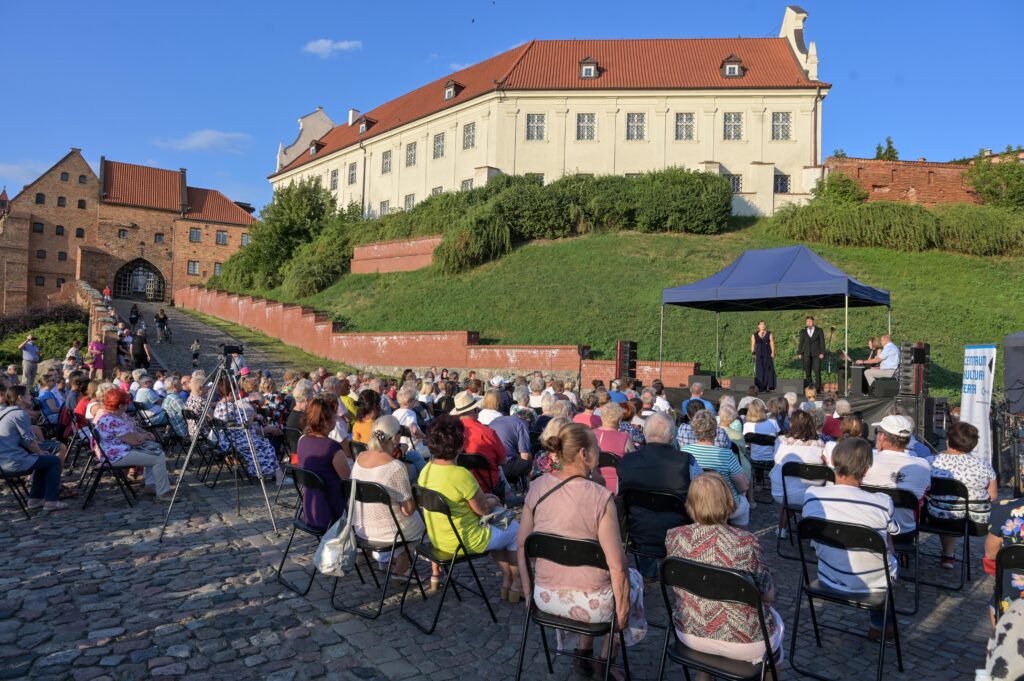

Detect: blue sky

[1,1,1020,209]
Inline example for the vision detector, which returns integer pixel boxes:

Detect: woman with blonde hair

[742,399,780,462]
[517,422,644,677]
[533,416,570,477]
[477,389,503,426]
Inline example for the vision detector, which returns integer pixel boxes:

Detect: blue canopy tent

[659,245,891,392]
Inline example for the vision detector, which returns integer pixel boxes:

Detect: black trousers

[802,355,822,391]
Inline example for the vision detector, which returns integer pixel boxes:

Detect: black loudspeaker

[615,340,637,380]
[729,377,756,392]
[777,379,804,395]
[899,342,930,396]
[870,377,900,398]
[689,374,714,391]
[895,394,936,445]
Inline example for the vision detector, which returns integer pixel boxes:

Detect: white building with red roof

[271,6,828,217]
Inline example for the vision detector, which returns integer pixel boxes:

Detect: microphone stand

[826,327,836,393]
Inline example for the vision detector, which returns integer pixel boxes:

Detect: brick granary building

[0,148,255,313]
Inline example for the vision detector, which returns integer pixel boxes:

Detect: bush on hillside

[933,203,1024,256]
[632,168,732,233]
[0,304,88,341]
[811,171,869,204]
[771,201,939,251]
[493,182,575,240]
[433,204,512,274]
[965,147,1024,209]
[0,322,88,365]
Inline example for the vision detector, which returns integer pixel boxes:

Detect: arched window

[77,199,87,209]
[60,172,69,182]
[55,225,65,235]
[58,252,68,261]
[35,193,45,205]
[75,228,85,238]
[57,196,67,207]
[78,175,87,184]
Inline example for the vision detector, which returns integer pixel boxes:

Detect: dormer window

[720,54,746,78]
[443,79,463,101]
[579,56,599,79]
[358,121,367,134]
[354,115,376,134]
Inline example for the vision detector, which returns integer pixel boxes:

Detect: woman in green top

[418,414,522,600]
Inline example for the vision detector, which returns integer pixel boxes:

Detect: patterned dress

[929,452,997,523]
[213,400,280,478]
[989,498,1024,616]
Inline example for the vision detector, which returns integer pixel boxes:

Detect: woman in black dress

[750,320,777,392]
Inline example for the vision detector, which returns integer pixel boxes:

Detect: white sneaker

[776,527,789,539]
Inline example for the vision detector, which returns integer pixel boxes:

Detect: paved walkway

[110,301,294,379]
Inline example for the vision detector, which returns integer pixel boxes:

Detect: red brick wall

[175,286,700,383]
[350,236,442,274]
[825,157,977,205]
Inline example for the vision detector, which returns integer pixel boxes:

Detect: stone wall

[824,156,977,205]
[349,236,443,274]
[175,286,700,385]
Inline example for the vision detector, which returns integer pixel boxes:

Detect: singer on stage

[750,320,776,392]
[797,315,825,391]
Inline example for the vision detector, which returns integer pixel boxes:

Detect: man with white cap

[862,414,932,532]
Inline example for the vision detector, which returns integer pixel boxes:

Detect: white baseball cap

[872,415,914,438]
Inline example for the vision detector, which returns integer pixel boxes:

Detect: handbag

[314,479,359,577]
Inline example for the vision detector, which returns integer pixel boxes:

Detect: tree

[832,148,848,158]
[874,137,899,161]
[811,170,868,204]
[965,146,1024,209]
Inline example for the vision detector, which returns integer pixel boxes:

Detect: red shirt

[73,397,90,427]
[460,417,507,494]
[822,415,842,439]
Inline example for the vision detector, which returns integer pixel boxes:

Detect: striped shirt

[682,443,743,503]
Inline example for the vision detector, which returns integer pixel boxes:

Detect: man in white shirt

[862,415,931,531]
[651,380,672,413]
[802,437,900,639]
[859,334,900,386]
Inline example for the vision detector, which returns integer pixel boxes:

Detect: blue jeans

[403,449,426,483]
[25,455,62,502]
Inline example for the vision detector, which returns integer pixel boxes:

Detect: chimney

[179,168,189,215]
[348,108,360,126]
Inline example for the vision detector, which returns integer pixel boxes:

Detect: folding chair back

[780,462,835,509]
[350,441,368,458]
[797,516,888,555]
[523,532,608,572]
[920,477,989,535]
[456,453,490,472]
[744,433,777,448]
[287,465,327,514]
[598,451,620,469]
[996,544,1024,620]
[621,488,690,560]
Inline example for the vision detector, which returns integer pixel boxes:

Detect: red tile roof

[102,159,254,225]
[273,37,828,178]
[185,187,256,225]
[102,160,182,212]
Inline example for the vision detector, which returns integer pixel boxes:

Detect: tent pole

[844,295,850,397]
[888,306,892,336]
[659,305,665,380]
[716,311,721,383]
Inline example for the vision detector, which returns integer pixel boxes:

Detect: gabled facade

[270,6,829,217]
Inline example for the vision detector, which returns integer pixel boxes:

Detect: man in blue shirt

[859,334,900,386]
[680,381,715,415]
[17,335,40,391]
[488,414,533,483]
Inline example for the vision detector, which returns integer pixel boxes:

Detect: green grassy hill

[247,222,1024,399]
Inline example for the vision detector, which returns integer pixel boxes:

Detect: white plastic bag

[313,481,358,577]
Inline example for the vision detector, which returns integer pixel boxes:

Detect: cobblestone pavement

[0,454,997,681]
[110,300,295,380]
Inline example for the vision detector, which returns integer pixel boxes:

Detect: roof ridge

[497,41,535,87]
[528,37,787,43]
[105,158,179,174]
[829,156,970,168]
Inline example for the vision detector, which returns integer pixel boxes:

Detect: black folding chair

[621,488,689,629]
[514,533,631,681]
[657,557,779,681]
[333,479,427,619]
[276,466,341,596]
[0,467,33,519]
[399,485,496,635]
[274,427,306,507]
[598,451,621,469]
[862,485,921,615]
[777,462,835,560]
[995,544,1024,621]
[790,517,904,681]
[81,434,138,510]
[350,440,368,458]
[744,433,777,503]
[917,476,989,591]
[457,452,501,499]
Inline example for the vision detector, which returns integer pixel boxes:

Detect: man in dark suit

[797,315,825,391]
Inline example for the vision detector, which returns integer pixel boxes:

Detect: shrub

[0,321,89,365]
[0,304,88,340]
[493,182,575,240]
[934,203,1024,256]
[632,168,732,234]
[965,148,1024,209]
[434,204,512,274]
[811,171,869,204]
[771,201,939,251]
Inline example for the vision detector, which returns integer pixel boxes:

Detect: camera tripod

[159,349,278,542]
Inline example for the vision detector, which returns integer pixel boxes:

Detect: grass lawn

[180,309,356,376]
[236,221,1024,398]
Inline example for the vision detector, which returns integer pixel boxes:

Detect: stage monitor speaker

[870,377,899,398]
[689,374,714,391]
[895,394,936,445]
[777,379,804,395]
[729,377,756,392]
[615,340,637,380]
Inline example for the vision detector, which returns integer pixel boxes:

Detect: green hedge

[771,200,1024,256]
[0,322,89,366]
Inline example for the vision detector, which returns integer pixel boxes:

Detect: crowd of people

[2,319,1022,678]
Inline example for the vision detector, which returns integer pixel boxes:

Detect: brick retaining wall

[349,235,443,274]
[174,286,700,384]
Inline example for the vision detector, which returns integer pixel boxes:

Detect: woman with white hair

[742,400,780,462]
[184,370,209,439]
[391,385,426,444]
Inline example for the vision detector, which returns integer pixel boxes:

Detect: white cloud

[0,160,49,191]
[303,39,363,59]
[152,130,252,153]
[449,62,472,71]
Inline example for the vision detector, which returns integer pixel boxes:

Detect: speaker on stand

[615,340,637,381]
[896,342,935,445]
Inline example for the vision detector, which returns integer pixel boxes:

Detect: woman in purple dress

[295,394,351,530]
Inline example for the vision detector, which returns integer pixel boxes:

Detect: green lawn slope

[251,222,1024,398]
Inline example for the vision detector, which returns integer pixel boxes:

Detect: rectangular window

[773,174,791,194]
[75,228,85,238]
[576,113,596,141]
[433,132,445,159]
[189,227,202,242]
[771,112,792,141]
[32,222,43,233]
[240,233,250,247]
[460,179,473,191]
[724,174,743,193]
[381,150,392,174]
[187,260,200,276]
[431,186,443,196]
[347,162,357,185]
[330,168,339,190]
[525,113,545,141]
[58,251,67,261]
[56,278,65,288]
[216,230,228,245]
[405,142,417,167]
[462,122,476,150]
[379,200,390,216]
[154,232,164,243]
[118,229,128,239]
[34,276,44,287]
[674,112,695,141]
[625,113,646,141]
[404,193,415,210]
[55,225,65,236]
[214,262,222,276]
[36,250,46,259]
[723,112,743,141]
